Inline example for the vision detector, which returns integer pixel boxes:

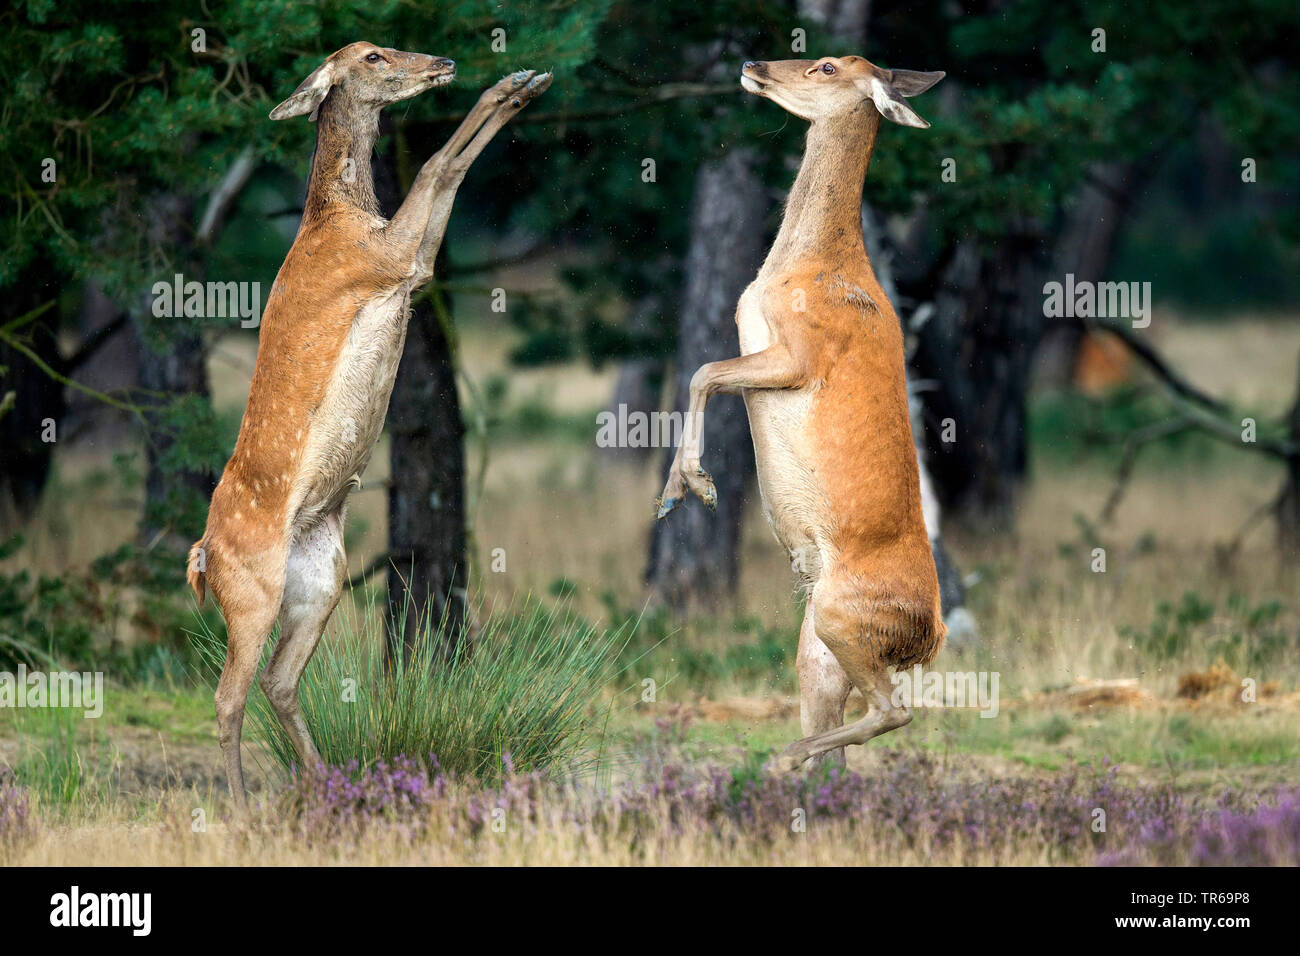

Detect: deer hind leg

[258,508,347,776]
[771,572,911,773]
[795,601,854,769]
[210,547,286,813]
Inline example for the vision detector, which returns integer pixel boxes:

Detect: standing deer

[655,55,946,771]
[187,42,550,809]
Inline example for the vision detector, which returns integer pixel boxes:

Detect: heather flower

[1191,790,1300,866]
[275,748,1300,866]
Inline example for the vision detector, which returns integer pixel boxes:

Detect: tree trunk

[645,148,766,611]
[134,322,215,543]
[911,234,1049,532]
[0,271,66,536]
[385,291,467,658]
[1276,352,1300,558]
[374,133,467,659]
[1036,161,1147,387]
[599,294,666,466]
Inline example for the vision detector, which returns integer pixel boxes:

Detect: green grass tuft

[192,595,631,783]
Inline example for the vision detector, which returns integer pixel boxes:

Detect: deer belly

[735,284,770,356]
[293,287,411,524]
[744,387,823,570]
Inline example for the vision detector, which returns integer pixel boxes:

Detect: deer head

[741,56,943,128]
[269,41,457,122]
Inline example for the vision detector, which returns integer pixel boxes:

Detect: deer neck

[302,95,381,224]
[761,106,880,276]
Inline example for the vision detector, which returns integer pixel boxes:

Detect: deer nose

[431,57,455,72]
[743,61,757,70]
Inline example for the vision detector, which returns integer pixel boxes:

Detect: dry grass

[3,807,1070,866]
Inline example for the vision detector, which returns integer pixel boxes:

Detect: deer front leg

[388,71,551,276]
[656,344,804,519]
[411,72,552,282]
[386,71,536,249]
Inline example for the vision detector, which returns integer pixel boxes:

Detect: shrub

[193,596,629,782]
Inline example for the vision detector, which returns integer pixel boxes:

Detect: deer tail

[187,540,207,607]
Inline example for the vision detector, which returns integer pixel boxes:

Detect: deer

[185,41,551,811]
[655,55,946,772]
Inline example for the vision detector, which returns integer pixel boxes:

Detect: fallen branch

[1082,317,1300,535]
[1099,417,1194,522]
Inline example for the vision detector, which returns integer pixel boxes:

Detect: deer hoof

[655,495,681,520]
[684,466,716,511]
[766,745,809,775]
[492,71,535,103]
[527,72,553,94]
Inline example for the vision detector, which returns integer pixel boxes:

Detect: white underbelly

[293,286,411,527]
[744,381,825,574]
[735,284,771,356]
[734,281,825,567]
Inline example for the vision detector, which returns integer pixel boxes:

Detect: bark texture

[646,148,767,611]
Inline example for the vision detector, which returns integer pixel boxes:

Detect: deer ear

[269,60,337,121]
[858,70,935,129]
[878,69,945,97]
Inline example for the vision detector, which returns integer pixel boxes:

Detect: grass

[4,706,110,808]
[191,595,634,783]
[609,703,1300,782]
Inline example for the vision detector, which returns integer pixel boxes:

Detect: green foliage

[1113,146,1300,313]
[673,619,792,689]
[0,534,98,671]
[0,531,207,678]
[598,590,795,692]
[1120,591,1296,668]
[1029,386,1283,467]
[191,595,631,781]
[1038,713,1074,745]
[7,706,93,806]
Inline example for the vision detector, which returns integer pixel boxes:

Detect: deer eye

[821,63,836,74]
[365,53,382,63]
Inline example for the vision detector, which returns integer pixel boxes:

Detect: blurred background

[2,0,1298,702]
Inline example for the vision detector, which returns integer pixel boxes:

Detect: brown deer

[655,55,946,771]
[187,42,550,810]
